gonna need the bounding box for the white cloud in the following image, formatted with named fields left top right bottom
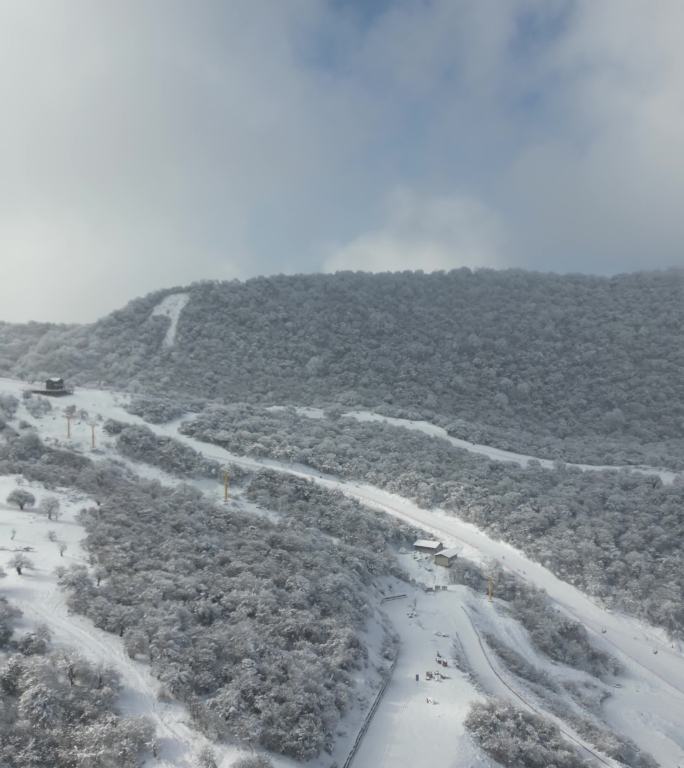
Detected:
left=1, top=0, right=684, bottom=322
left=501, top=0, right=684, bottom=272
left=324, top=188, right=506, bottom=273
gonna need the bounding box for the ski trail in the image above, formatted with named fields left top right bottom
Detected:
left=151, top=293, right=190, bottom=348
left=153, top=428, right=684, bottom=767
left=0, top=479, right=239, bottom=768
left=454, top=603, right=618, bottom=767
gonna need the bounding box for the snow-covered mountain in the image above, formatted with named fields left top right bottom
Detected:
left=1, top=269, right=683, bottom=768
left=1, top=378, right=683, bottom=768
left=2, top=270, right=683, bottom=469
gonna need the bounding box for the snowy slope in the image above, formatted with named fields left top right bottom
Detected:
left=151, top=293, right=190, bottom=348
left=350, top=586, right=495, bottom=768
left=347, top=410, right=679, bottom=484
left=0, top=381, right=399, bottom=768
left=0, top=475, right=244, bottom=768
left=264, top=405, right=679, bottom=483
left=2, top=378, right=684, bottom=767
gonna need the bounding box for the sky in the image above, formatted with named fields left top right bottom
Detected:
left=1, top=0, right=683, bottom=323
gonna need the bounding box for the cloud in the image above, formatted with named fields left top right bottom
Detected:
left=500, top=0, right=684, bottom=272
left=0, top=0, right=683, bottom=322
left=324, top=188, right=506, bottom=273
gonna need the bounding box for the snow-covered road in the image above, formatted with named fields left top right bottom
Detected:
left=156, top=429, right=684, bottom=767
left=2, top=378, right=683, bottom=766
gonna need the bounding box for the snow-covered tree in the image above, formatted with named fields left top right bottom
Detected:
left=6, top=488, right=36, bottom=510
left=39, top=496, right=61, bottom=520
left=8, top=553, right=34, bottom=575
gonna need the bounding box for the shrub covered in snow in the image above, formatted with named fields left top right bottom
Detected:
left=23, top=395, right=52, bottom=418
left=0, top=393, right=19, bottom=420
left=0, top=651, right=154, bottom=767
left=2, top=271, right=682, bottom=469
left=182, top=407, right=684, bottom=638
left=114, top=423, right=250, bottom=484
left=57, top=474, right=385, bottom=759
left=465, top=700, right=589, bottom=768
left=0, top=593, right=153, bottom=768
left=116, top=424, right=222, bottom=479
left=6, top=488, right=36, bottom=510
left=0, top=434, right=398, bottom=760
left=231, top=756, right=274, bottom=768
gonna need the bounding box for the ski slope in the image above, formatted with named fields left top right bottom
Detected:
left=350, top=588, right=494, bottom=768
left=345, top=410, right=679, bottom=485
left=263, top=405, right=681, bottom=484
left=151, top=293, right=190, bottom=348
left=149, top=418, right=684, bottom=767
left=2, top=378, right=684, bottom=766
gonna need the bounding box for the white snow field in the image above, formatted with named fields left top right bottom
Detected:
left=151, top=292, right=190, bottom=348
left=349, top=586, right=496, bottom=768
left=2, top=377, right=684, bottom=767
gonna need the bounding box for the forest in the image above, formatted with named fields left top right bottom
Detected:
left=0, top=428, right=406, bottom=760
left=1, top=269, right=682, bottom=466
left=0, top=595, right=154, bottom=768
left=179, top=405, right=684, bottom=638
left=0, top=411, right=667, bottom=765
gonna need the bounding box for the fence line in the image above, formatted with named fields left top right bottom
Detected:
left=380, top=593, right=407, bottom=603
left=341, top=651, right=399, bottom=768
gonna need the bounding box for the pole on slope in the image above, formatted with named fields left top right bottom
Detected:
left=488, top=576, right=494, bottom=602
left=65, top=414, right=74, bottom=439
left=90, top=423, right=96, bottom=449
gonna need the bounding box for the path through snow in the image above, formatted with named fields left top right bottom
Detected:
left=151, top=293, right=190, bottom=348
left=153, top=430, right=684, bottom=767
left=2, top=378, right=683, bottom=766
left=0, top=477, right=243, bottom=768
left=347, top=410, right=679, bottom=484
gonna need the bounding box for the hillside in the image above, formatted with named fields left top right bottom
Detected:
left=2, top=270, right=683, bottom=465
left=1, top=378, right=681, bottom=767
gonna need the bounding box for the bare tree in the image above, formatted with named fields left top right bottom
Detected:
left=39, top=496, right=61, bottom=521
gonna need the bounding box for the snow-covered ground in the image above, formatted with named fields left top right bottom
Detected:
left=2, top=377, right=684, bottom=767
left=0, top=381, right=399, bottom=768
left=147, top=417, right=684, bottom=766
left=0, top=475, right=246, bottom=768
left=151, top=293, right=190, bottom=348
left=262, top=404, right=682, bottom=484
left=347, top=410, right=679, bottom=485
left=350, top=585, right=495, bottom=768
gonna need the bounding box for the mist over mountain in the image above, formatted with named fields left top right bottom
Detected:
left=3, top=269, right=682, bottom=462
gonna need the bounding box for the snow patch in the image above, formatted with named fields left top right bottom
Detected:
left=151, top=293, right=190, bottom=348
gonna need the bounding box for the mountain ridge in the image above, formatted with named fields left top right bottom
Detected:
left=1, top=269, right=682, bottom=460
